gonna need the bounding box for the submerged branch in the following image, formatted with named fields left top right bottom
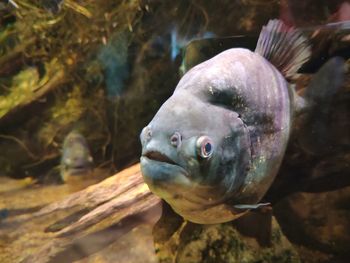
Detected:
left=5, top=163, right=161, bottom=262
left=34, top=163, right=145, bottom=216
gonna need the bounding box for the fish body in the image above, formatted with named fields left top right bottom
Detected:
left=97, top=31, right=129, bottom=98
left=140, top=20, right=345, bottom=224
left=60, top=131, right=93, bottom=183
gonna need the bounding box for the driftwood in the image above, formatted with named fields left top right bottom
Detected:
left=35, top=164, right=146, bottom=216
left=0, top=164, right=162, bottom=263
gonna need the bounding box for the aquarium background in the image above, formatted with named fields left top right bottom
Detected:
left=0, top=0, right=349, bottom=262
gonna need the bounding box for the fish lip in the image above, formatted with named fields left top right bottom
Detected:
left=142, top=150, right=177, bottom=165
left=140, top=155, right=189, bottom=178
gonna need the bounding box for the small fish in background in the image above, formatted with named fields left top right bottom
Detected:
left=140, top=19, right=345, bottom=224
left=60, top=131, right=94, bottom=183
left=170, top=27, right=215, bottom=62
left=180, top=35, right=258, bottom=75
left=97, top=31, right=130, bottom=98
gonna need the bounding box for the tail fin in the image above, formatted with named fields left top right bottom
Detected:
left=296, top=57, right=346, bottom=155
left=255, top=19, right=311, bottom=78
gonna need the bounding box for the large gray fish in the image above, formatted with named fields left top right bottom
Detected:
left=60, top=131, right=94, bottom=183
left=140, top=20, right=345, bottom=224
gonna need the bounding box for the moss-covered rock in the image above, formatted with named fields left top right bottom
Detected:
left=154, top=211, right=301, bottom=263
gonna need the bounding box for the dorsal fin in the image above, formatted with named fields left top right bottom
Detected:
left=255, top=19, right=311, bottom=78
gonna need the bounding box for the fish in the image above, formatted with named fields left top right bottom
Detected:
left=60, top=131, right=94, bottom=183
left=97, top=31, right=130, bottom=98
left=139, top=19, right=345, bottom=224
left=179, top=35, right=258, bottom=76
left=170, top=27, right=215, bottom=62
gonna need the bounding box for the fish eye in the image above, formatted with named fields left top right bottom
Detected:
left=196, top=136, right=214, bottom=159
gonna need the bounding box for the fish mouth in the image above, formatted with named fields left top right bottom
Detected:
left=143, top=151, right=177, bottom=165
left=140, top=154, right=222, bottom=214
left=140, top=150, right=190, bottom=185
left=140, top=152, right=224, bottom=213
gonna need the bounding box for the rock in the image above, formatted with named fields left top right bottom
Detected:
left=154, top=207, right=301, bottom=263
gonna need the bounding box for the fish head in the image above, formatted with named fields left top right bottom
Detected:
left=140, top=91, right=251, bottom=222
left=61, top=131, right=94, bottom=181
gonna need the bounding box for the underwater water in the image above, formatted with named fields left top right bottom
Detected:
left=0, top=0, right=350, bottom=262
